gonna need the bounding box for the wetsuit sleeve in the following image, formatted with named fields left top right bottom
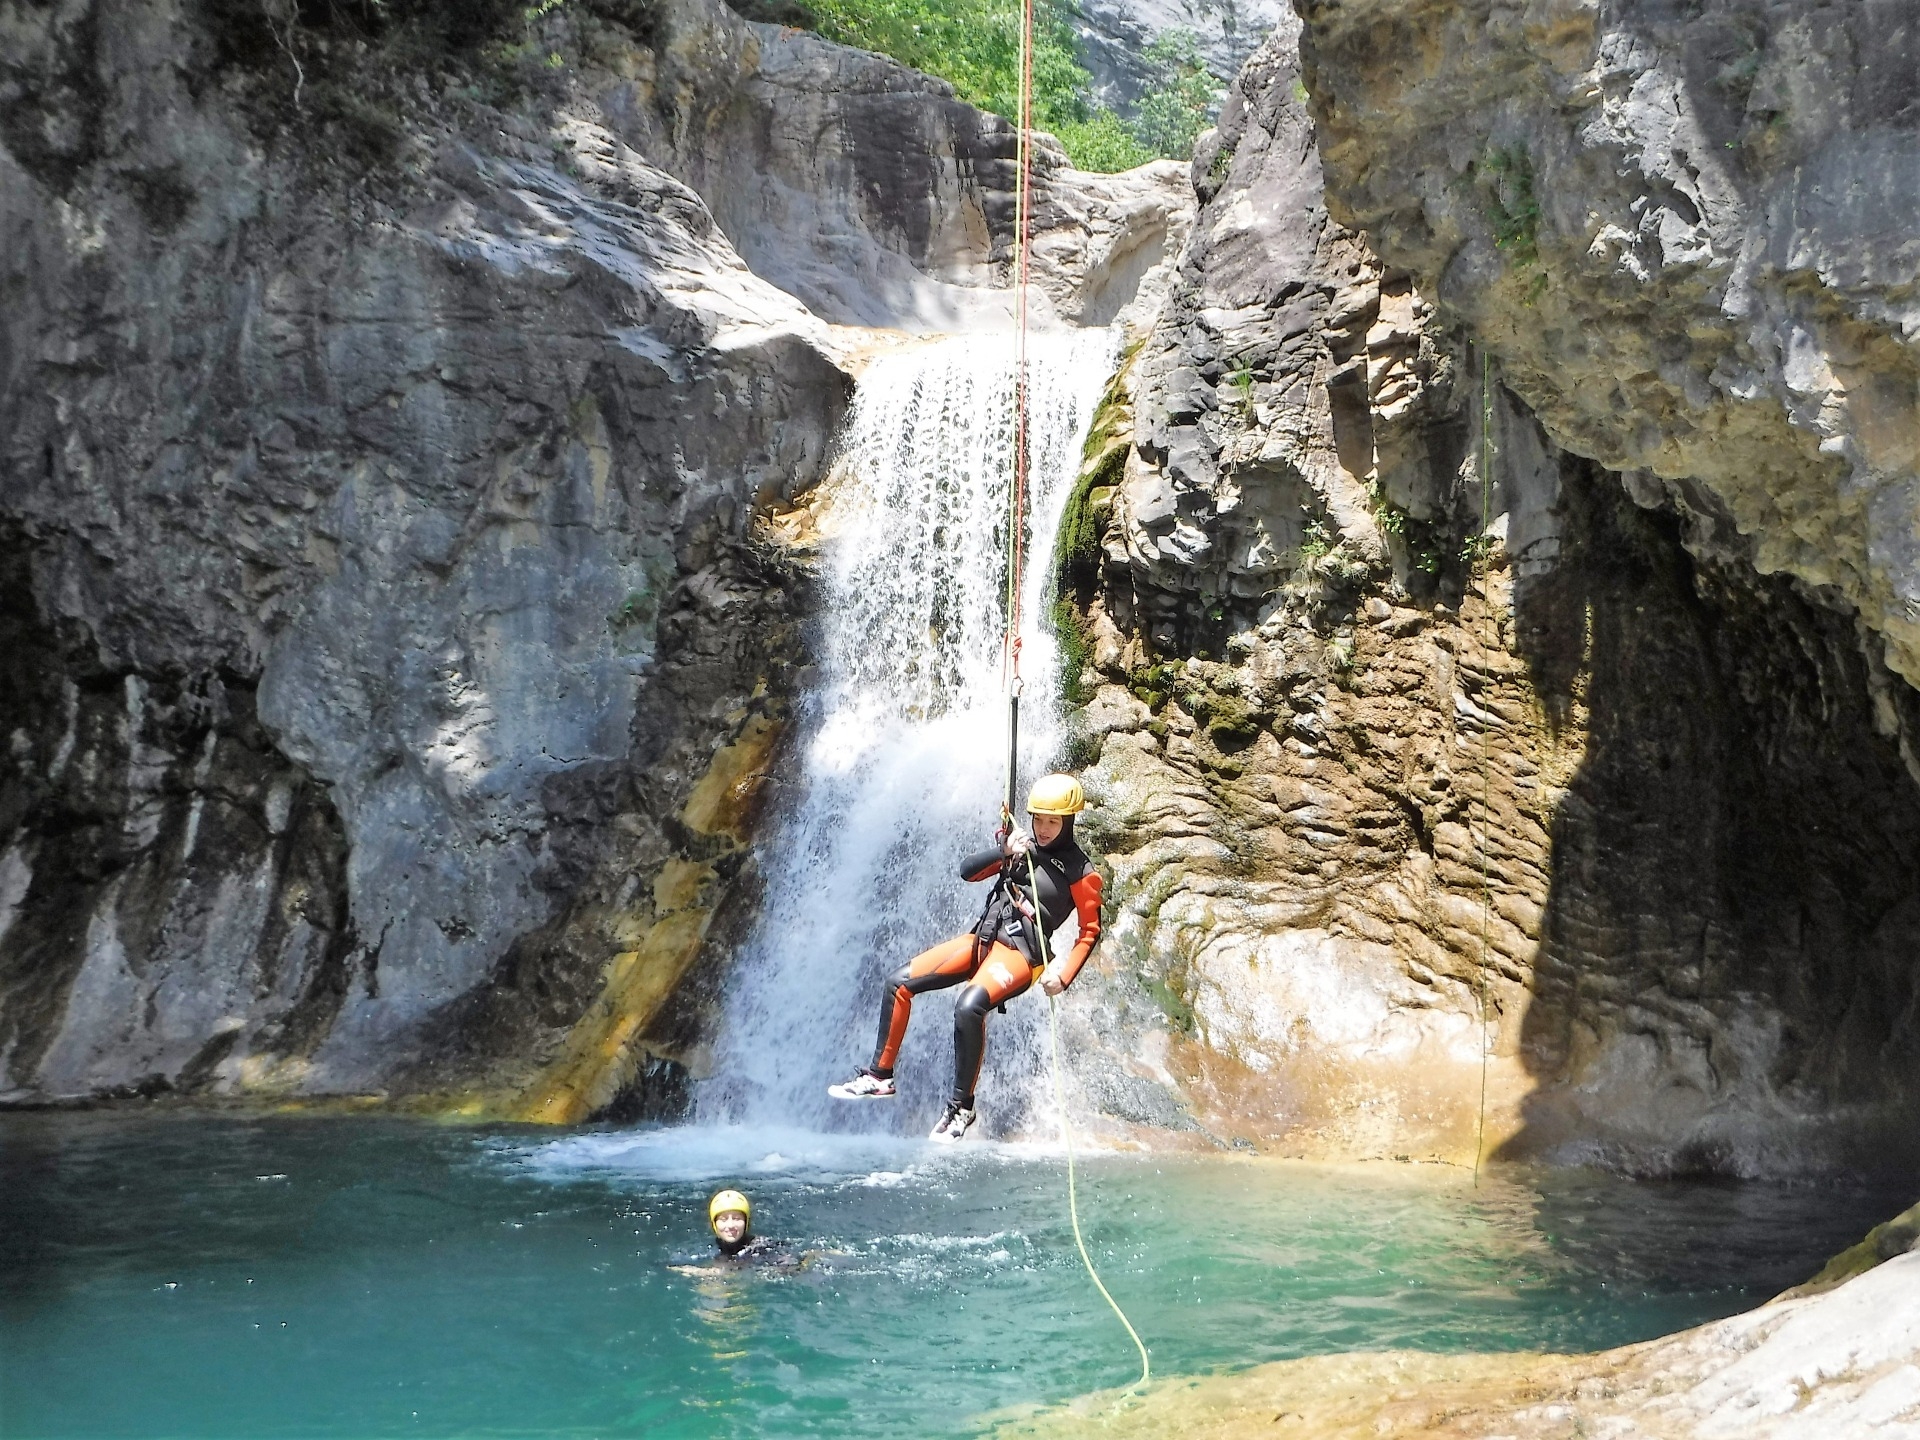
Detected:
left=959, top=847, right=1006, bottom=883
left=1051, top=870, right=1104, bottom=988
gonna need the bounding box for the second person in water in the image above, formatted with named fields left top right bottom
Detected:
left=828, top=772, right=1104, bottom=1142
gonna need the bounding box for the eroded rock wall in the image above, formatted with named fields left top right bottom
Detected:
left=1058, top=18, right=1920, bottom=1175
left=1296, top=0, right=1920, bottom=681
left=533, top=0, right=1191, bottom=330
left=0, top=0, right=850, bottom=1109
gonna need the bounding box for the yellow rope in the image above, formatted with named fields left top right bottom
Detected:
left=1023, top=852, right=1151, bottom=1391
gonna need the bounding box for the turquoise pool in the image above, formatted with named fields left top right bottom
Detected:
left=2, top=1113, right=1906, bottom=1437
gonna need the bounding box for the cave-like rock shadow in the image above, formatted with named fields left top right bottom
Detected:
left=1494, top=456, right=1920, bottom=1180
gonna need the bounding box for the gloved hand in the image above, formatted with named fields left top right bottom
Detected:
left=1039, top=966, right=1066, bottom=997
left=1004, top=827, right=1034, bottom=857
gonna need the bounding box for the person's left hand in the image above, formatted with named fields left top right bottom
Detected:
left=1039, top=967, right=1065, bottom=996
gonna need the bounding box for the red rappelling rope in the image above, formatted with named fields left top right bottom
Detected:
left=1001, top=0, right=1038, bottom=818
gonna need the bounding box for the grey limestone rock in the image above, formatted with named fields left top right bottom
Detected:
left=1060, top=15, right=1920, bottom=1177
left=1073, top=0, right=1292, bottom=112
left=0, top=0, right=848, bottom=1104
left=1296, top=0, right=1920, bottom=683
left=582, top=0, right=1192, bottom=330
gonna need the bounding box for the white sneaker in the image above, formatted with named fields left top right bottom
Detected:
left=928, top=1102, right=978, bottom=1143
left=827, top=1069, right=896, bottom=1100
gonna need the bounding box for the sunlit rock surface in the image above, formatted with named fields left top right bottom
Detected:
left=598, top=0, right=1192, bottom=330
left=1059, top=20, right=1920, bottom=1175
left=1073, top=0, right=1290, bottom=113
left=1296, top=0, right=1920, bottom=684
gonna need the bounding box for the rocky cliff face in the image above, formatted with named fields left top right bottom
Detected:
left=1073, top=0, right=1289, bottom=111
left=602, top=0, right=1191, bottom=331
left=1296, top=0, right=1920, bottom=684
left=1058, top=13, right=1920, bottom=1176
left=0, top=0, right=1184, bottom=1115
left=0, top=0, right=848, bottom=1112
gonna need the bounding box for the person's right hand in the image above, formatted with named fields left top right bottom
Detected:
left=1004, top=827, right=1034, bottom=857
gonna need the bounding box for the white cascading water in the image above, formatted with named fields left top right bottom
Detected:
left=698, top=330, right=1116, bottom=1135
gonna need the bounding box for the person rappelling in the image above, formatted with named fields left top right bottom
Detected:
left=827, top=772, right=1104, bottom=1142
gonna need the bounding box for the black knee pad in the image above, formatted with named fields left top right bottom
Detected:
left=954, top=986, right=993, bottom=1022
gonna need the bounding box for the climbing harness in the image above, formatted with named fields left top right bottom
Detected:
left=1472, top=352, right=1496, bottom=1186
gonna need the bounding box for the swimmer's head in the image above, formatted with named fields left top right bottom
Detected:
left=708, top=1189, right=752, bottom=1254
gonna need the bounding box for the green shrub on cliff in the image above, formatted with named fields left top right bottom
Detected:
left=1128, top=31, right=1219, bottom=161
left=798, top=0, right=1119, bottom=168
left=784, top=0, right=1214, bottom=172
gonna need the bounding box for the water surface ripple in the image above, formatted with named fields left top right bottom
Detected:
left=3, top=1114, right=1906, bottom=1437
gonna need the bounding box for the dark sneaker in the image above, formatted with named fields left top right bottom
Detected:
left=928, top=1101, right=978, bottom=1143
left=827, top=1069, right=896, bottom=1100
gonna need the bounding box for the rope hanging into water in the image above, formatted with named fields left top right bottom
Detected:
left=1472, top=352, right=1496, bottom=1186
left=996, top=5, right=1149, bottom=1392
left=1026, top=852, right=1153, bottom=1393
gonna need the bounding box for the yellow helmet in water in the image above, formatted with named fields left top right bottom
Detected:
left=708, top=1189, right=751, bottom=1231
left=1027, top=773, right=1085, bottom=816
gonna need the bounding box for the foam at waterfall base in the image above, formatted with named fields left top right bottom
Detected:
left=510, top=1122, right=1092, bottom=1189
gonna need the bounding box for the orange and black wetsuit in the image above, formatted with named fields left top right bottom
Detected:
left=867, top=818, right=1104, bottom=1108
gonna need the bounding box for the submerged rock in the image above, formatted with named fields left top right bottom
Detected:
left=1004, top=1251, right=1920, bottom=1437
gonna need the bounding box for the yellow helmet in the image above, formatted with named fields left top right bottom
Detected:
left=708, top=1189, right=751, bottom=1231
left=1026, top=773, right=1085, bottom=816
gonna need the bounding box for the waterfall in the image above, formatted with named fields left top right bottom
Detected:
left=698, top=330, right=1116, bottom=1135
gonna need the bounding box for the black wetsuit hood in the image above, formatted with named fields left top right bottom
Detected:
left=1035, top=815, right=1075, bottom=850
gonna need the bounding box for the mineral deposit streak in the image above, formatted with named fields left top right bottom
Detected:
left=700, top=331, right=1115, bottom=1133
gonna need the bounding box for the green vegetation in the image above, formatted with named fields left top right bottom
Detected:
left=1183, top=685, right=1261, bottom=748
left=1143, top=965, right=1197, bottom=1033
left=1052, top=445, right=1119, bottom=602
left=794, top=0, right=1221, bottom=171
left=1129, top=31, right=1219, bottom=161
left=1478, top=146, right=1542, bottom=265
left=1051, top=598, right=1095, bottom=705
left=1366, top=479, right=1445, bottom=577
left=608, top=587, right=655, bottom=631
left=1128, top=660, right=1173, bottom=712
left=1365, top=478, right=1406, bottom=536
